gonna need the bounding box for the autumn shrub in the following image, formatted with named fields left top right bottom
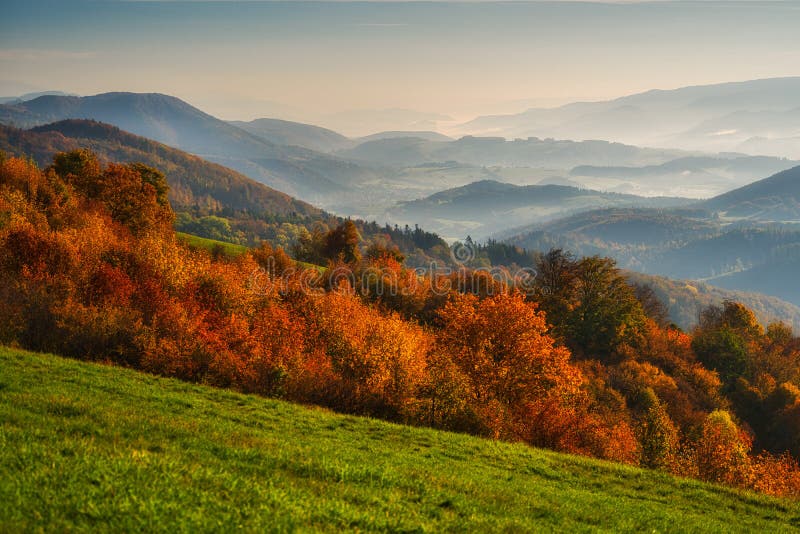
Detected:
left=750, top=453, right=800, bottom=498
left=518, top=398, right=641, bottom=464
left=301, top=286, right=430, bottom=419
left=693, top=410, right=753, bottom=487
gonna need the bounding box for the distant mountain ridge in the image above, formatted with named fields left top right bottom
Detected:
left=336, top=135, right=692, bottom=169
left=0, top=92, right=383, bottom=202
left=0, top=91, right=77, bottom=105
left=355, top=131, right=453, bottom=144
left=456, top=77, right=800, bottom=159
left=228, top=120, right=455, bottom=154
left=229, top=118, right=352, bottom=153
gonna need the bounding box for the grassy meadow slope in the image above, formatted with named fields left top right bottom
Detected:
left=1, top=347, right=798, bottom=532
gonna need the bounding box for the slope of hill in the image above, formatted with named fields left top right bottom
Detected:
left=2, top=347, right=797, bottom=531
left=504, top=208, right=717, bottom=246
left=0, top=120, right=322, bottom=218
left=0, top=93, right=383, bottom=201
left=456, top=77, right=800, bottom=158
left=709, top=256, right=800, bottom=308
left=626, top=271, right=800, bottom=332
left=704, top=165, right=800, bottom=221
left=230, top=117, right=352, bottom=153
left=391, top=180, right=690, bottom=240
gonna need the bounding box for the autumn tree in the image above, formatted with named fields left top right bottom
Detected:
left=532, top=248, right=578, bottom=339
left=436, top=292, right=584, bottom=438
left=324, top=220, right=361, bottom=264
left=694, top=410, right=753, bottom=487
left=304, top=288, right=430, bottom=419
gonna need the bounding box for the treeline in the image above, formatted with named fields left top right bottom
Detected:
left=1, top=150, right=800, bottom=497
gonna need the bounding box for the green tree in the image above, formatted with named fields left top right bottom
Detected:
left=532, top=249, right=578, bottom=339
left=692, top=301, right=761, bottom=386
left=568, top=256, right=647, bottom=361
left=632, top=388, right=679, bottom=469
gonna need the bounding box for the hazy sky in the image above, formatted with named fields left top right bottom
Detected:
left=2, top=1, right=799, bottom=132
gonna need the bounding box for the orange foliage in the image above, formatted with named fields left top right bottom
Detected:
left=3, top=151, right=800, bottom=498
left=303, top=287, right=431, bottom=419
left=436, top=292, right=584, bottom=439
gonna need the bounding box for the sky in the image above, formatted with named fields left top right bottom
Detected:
left=1, top=1, right=799, bottom=134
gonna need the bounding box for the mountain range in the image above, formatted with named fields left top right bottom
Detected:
left=335, top=134, right=795, bottom=200
left=0, top=92, right=382, bottom=204
left=3, top=89, right=796, bottom=219
left=456, top=77, right=800, bottom=159
left=3, top=84, right=800, bottom=306
left=502, top=164, right=800, bottom=305
left=3, top=106, right=800, bottom=326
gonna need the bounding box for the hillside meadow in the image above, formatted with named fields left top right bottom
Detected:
left=2, top=347, right=799, bottom=532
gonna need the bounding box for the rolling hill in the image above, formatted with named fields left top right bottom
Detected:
left=391, top=180, right=690, bottom=240
left=0, top=92, right=383, bottom=202
left=2, top=346, right=797, bottom=531
left=704, top=165, right=800, bottom=221
left=0, top=120, right=322, bottom=218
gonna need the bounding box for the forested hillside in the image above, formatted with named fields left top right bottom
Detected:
left=0, top=120, right=321, bottom=217
left=2, top=151, right=800, bottom=499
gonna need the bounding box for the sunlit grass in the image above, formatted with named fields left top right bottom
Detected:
left=176, top=231, right=249, bottom=257
left=1, top=347, right=798, bottom=532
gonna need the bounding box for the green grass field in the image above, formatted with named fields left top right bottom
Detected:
left=1, top=347, right=798, bottom=532
left=176, top=232, right=249, bottom=257
left=175, top=232, right=325, bottom=273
